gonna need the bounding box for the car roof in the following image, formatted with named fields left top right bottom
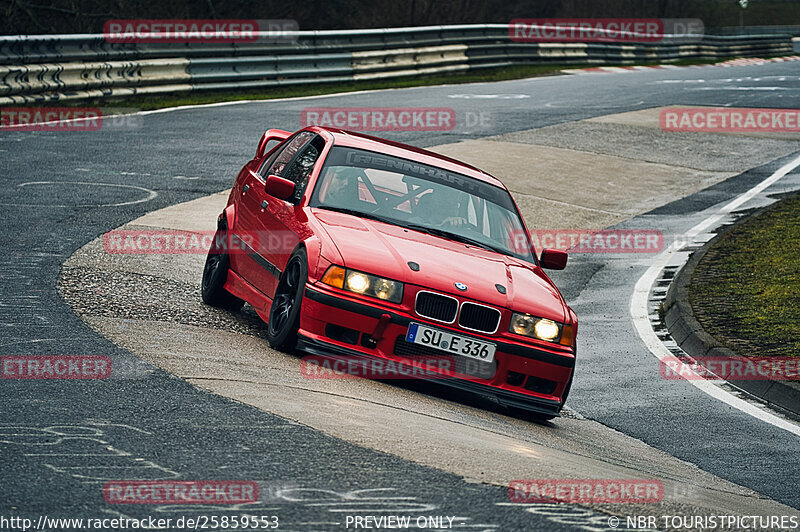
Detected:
left=305, top=126, right=506, bottom=189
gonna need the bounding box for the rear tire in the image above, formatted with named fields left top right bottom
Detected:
left=201, top=227, right=245, bottom=311
left=267, top=248, right=307, bottom=352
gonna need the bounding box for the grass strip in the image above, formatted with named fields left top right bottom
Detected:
left=689, top=192, right=800, bottom=357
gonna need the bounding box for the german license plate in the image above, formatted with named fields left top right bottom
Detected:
left=405, top=323, right=496, bottom=363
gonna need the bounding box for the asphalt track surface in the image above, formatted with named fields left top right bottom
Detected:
left=2, top=62, right=800, bottom=531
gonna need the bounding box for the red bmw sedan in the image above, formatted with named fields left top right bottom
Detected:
left=202, top=126, right=577, bottom=420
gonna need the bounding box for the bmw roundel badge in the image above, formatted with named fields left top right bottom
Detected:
left=454, top=282, right=467, bottom=291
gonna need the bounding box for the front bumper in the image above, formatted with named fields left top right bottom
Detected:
left=298, top=284, right=574, bottom=417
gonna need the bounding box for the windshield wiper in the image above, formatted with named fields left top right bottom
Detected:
left=402, top=223, right=509, bottom=256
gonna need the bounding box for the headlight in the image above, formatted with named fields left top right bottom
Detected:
left=346, top=272, right=370, bottom=293
left=510, top=312, right=562, bottom=342
left=373, top=278, right=399, bottom=301
left=321, top=265, right=403, bottom=303
left=534, top=319, right=560, bottom=341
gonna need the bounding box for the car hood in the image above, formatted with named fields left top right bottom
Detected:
left=312, top=210, right=566, bottom=322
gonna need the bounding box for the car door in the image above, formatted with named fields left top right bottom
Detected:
left=233, top=131, right=320, bottom=301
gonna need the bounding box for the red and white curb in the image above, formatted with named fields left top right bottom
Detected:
left=716, top=55, right=800, bottom=67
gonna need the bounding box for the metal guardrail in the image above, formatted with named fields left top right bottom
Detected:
left=0, top=25, right=795, bottom=104
left=709, top=25, right=800, bottom=37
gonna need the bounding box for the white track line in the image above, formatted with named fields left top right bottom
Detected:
left=630, top=153, right=800, bottom=437
left=0, top=87, right=397, bottom=130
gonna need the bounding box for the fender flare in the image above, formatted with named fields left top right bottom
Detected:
left=300, top=235, right=323, bottom=279
left=567, top=306, right=578, bottom=337
left=221, top=204, right=237, bottom=232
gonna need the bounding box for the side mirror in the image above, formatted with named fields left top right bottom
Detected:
left=540, top=248, right=568, bottom=270
left=265, top=174, right=295, bottom=200
left=256, top=128, right=290, bottom=159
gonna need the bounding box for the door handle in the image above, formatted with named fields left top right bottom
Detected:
left=242, top=184, right=250, bottom=195
left=261, top=200, right=269, bottom=210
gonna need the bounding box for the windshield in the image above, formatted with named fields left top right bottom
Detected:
left=310, top=146, right=534, bottom=262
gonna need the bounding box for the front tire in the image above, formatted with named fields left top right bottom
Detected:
left=267, top=248, right=307, bottom=351
left=201, top=228, right=245, bottom=311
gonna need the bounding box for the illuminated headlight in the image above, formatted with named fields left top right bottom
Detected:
left=510, top=312, right=562, bottom=342
left=346, top=272, right=370, bottom=293
left=321, top=265, right=403, bottom=303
